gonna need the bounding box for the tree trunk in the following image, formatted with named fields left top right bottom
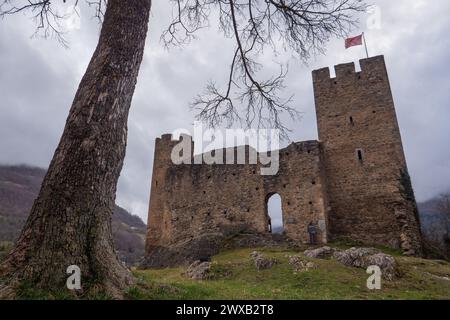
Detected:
left=0, top=0, right=152, bottom=298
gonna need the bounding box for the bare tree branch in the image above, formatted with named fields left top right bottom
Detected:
left=0, top=0, right=106, bottom=46
left=164, top=0, right=368, bottom=140
left=1, top=0, right=368, bottom=140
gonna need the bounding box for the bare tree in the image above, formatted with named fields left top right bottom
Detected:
left=163, top=0, right=367, bottom=139
left=0, top=0, right=152, bottom=298
left=0, top=0, right=366, bottom=298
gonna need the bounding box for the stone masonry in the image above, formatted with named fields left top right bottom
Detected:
left=142, top=56, right=423, bottom=268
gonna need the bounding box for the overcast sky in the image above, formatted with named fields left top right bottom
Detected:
left=0, top=0, right=449, bottom=223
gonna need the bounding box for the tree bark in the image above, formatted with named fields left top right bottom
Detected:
left=0, top=0, right=152, bottom=298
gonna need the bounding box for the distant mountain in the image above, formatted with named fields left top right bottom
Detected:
left=418, top=197, right=449, bottom=248
left=0, top=165, right=146, bottom=266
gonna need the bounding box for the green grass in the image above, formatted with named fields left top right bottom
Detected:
left=0, top=244, right=112, bottom=300
left=13, top=281, right=76, bottom=300
left=128, top=247, right=450, bottom=300
left=7, top=280, right=114, bottom=300
left=2, top=243, right=449, bottom=300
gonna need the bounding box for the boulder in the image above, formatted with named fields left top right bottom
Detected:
left=186, top=260, right=212, bottom=280
left=333, top=247, right=398, bottom=280
left=304, top=246, right=336, bottom=259
left=288, top=255, right=317, bottom=272
left=250, top=251, right=279, bottom=270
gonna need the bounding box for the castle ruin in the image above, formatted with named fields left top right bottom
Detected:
left=143, top=56, right=423, bottom=268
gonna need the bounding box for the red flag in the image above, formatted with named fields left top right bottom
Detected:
left=345, top=34, right=363, bottom=49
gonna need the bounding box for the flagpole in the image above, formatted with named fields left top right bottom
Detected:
left=362, top=32, right=369, bottom=58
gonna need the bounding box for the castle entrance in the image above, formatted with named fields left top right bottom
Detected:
left=266, top=193, right=284, bottom=234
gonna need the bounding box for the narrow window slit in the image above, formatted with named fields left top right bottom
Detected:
left=356, top=149, right=364, bottom=162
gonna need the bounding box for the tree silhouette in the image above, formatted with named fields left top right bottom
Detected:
left=0, top=0, right=366, bottom=298
left=164, top=0, right=367, bottom=139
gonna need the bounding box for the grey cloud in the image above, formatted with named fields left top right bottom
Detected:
left=0, top=1, right=449, bottom=222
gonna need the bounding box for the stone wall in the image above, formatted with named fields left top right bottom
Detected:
left=144, top=136, right=329, bottom=267
left=313, top=55, right=423, bottom=255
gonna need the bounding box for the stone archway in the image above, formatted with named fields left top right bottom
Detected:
left=266, top=193, right=284, bottom=234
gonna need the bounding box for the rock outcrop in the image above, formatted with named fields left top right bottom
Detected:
left=333, top=248, right=398, bottom=280
left=186, top=260, right=212, bottom=280
left=304, top=246, right=336, bottom=259
left=288, top=255, right=317, bottom=273
left=303, top=246, right=399, bottom=280
left=250, top=251, right=279, bottom=270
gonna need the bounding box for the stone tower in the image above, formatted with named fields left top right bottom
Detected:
left=145, top=134, right=180, bottom=256
left=313, top=55, right=423, bottom=255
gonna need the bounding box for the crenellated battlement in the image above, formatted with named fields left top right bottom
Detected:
left=334, top=62, right=358, bottom=78
left=312, top=55, right=387, bottom=83
left=156, top=132, right=321, bottom=164
left=158, top=133, right=193, bottom=142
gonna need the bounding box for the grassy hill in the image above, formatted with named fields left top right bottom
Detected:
left=0, top=165, right=147, bottom=266
left=1, top=243, right=449, bottom=300
left=128, top=246, right=450, bottom=300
